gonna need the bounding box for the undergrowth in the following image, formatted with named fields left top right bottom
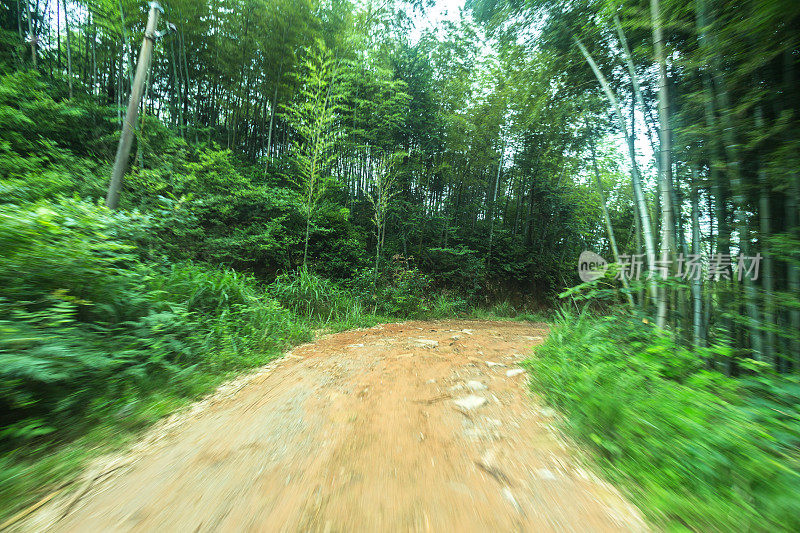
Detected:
left=524, top=309, right=800, bottom=531
left=270, top=267, right=549, bottom=328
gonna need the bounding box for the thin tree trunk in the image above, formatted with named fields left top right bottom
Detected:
left=303, top=216, right=311, bottom=269
left=134, top=57, right=152, bottom=168
left=28, top=0, right=37, bottom=68
left=56, top=0, right=60, bottom=69
left=651, top=0, right=675, bottom=328
left=266, top=67, right=281, bottom=163
left=180, top=31, right=195, bottom=144
left=614, top=14, right=657, bottom=155
left=63, top=0, right=72, bottom=98
left=787, top=169, right=800, bottom=369
left=169, top=40, right=181, bottom=132
left=17, top=0, right=23, bottom=41
left=690, top=167, right=705, bottom=346
left=116, top=51, right=122, bottom=121
left=487, top=140, right=504, bottom=270
left=634, top=199, right=645, bottom=307
left=91, top=16, right=97, bottom=96
left=756, top=108, right=775, bottom=366
left=106, top=3, right=161, bottom=209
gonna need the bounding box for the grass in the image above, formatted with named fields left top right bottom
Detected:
left=459, top=303, right=552, bottom=323
left=0, top=389, right=194, bottom=509
left=524, top=308, right=800, bottom=531
left=0, top=350, right=293, bottom=525
left=0, top=374, right=214, bottom=523
left=0, top=259, right=312, bottom=524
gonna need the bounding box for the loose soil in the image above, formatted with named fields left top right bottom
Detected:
left=20, top=320, right=647, bottom=532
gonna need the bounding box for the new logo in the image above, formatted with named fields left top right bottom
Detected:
left=578, top=251, right=608, bottom=282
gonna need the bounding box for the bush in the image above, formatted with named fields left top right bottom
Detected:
left=426, top=293, right=469, bottom=318
left=150, top=263, right=309, bottom=369
left=0, top=71, right=113, bottom=203
left=345, top=261, right=432, bottom=318
left=525, top=310, right=800, bottom=531
left=373, top=266, right=431, bottom=317
left=0, top=200, right=309, bottom=449
left=424, top=247, right=484, bottom=300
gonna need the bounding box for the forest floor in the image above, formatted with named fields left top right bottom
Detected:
left=18, top=320, right=647, bottom=532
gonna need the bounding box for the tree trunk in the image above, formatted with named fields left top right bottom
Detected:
left=303, top=215, right=311, bottom=269
left=487, top=140, right=504, bottom=270
left=756, top=108, right=775, bottom=366
left=27, top=0, right=37, bottom=69
left=17, top=0, right=23, bottom=42
left=614, top=14, right=657, bottom=154
left=690, top=167, right=705, bottom=347
left=651, top=0, right=675, bottom=328
left=91, top=15, right=97, bottom=96
left=64, top=0, right=72, bottom=97
left=106, top=3, right=161, bottom=209
left=266, top=68, right=281, bottom=163
left=56, top=0, right=60, bottom=69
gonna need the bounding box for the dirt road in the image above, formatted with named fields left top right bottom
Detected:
left=23, top=321, right=646, bottom=532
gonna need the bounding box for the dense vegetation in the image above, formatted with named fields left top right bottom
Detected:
left=468, top=0, right=800, bottom=369
left=527, top=311, right=800, bottom=529
left=1, top=0, right=799, bottom=528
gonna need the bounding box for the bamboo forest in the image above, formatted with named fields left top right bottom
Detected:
left=1, top=0, right=799, bottom=530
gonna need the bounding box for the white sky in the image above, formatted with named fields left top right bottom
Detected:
left=408, top=0, right=467, bottom=42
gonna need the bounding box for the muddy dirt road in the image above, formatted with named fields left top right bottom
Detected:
left=24, top=321, right=646, bottom=532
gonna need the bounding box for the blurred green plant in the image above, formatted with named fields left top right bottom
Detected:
left=525, top=309, right=800, bottom=531
left=0, top=199, right=309, bottom=450
left=271, top=268, right=371, bottom=328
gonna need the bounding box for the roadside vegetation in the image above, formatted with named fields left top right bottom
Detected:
left=526, top=307, right=800, bottom=531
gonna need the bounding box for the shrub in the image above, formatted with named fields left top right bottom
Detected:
left=345, top=262, right=432, bottom=318
left=425, top=247, right=484, bottom=299
left=0, top=200, right=308, bottom=449
left=426, top=293, right=469, bottom=318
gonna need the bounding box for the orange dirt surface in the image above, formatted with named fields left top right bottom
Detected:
left=21, top=320, right=647, bottom=532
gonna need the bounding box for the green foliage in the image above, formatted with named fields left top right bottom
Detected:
left=271, top=264, right=435, bottom=325
left=355, top=263, right=433, bottom=318
left=426, top=293, right=470, bottom=318
left=127, top=143, right=307, bottom=272
left=285, top=39, right=344, bottom=267
left=0, top=71, right=111, bottom=202
left=5, top=0, right=799, bottom=527
left=271, top=268, right=369, bottom=327
left=0, top=199, right=309, bottom=451
left=426, top=247, right=485, bottom=299
left=526, top=310, right=800, bottom=531
left=0, top=198, right=147, bottom=324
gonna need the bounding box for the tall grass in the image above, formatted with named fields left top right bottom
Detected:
left=525, top=309, right=800, bottom=531
left=271, top=269, right=378, bottom=330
